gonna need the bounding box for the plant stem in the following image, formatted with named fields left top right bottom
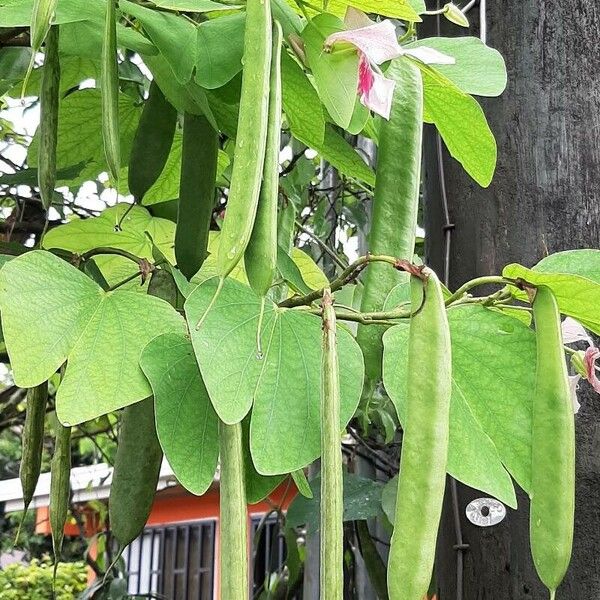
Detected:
left=79, top=247, right=142, bottom=264
left=279, top=254, right=400, bottom=309
left=219, top=420, right=248, bottom=600
left=320, top=289, right=343, bottom=600
left=444, top=276, right=518, bottom=306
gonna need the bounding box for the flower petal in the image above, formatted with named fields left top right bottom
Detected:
left=561, top=317, right=592, bottom=345
left=359, top=67, right=395, bottom=120
left=325, top=20, right=401, bottom=65
left=402, top=46, right=456, bottom=65
left=584, top=346, right=600, bottom=393
left=343, top=6, right=373, bottom=30
left=568, top=375, right=581, bottom=414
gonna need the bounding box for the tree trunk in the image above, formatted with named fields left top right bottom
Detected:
left=423, top=1, right=600, bottom=598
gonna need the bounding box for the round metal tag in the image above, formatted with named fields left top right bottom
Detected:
left=465, top=497, right=506, bottom=527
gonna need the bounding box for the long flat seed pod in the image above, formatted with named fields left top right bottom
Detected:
left=19, top=382, right=48, bottom=518
left=530, top=286, right=575, bottom=599
left=216, top=0, right=272, bottom=278
left=388, top=268, right=451, bottom=600
left=109, top=397, right=163, bottom=550
left=49, top=416, right=71, bottom=566
left=37, top=25, right=60, bottom=211
left=320, top=288, right=343, bottom=599
left=175, top=113, right=219, bottom=279
left=219, top=421, right=248, bottom=600
left=22, top=0, right=58, bottom=95
left=128, top=80, right=177, bottom=203
left=244, top=20, right=283, bottom=297
left=356, top=59, right=423, bottom=391
left=101, top=0, right=121, bottom=184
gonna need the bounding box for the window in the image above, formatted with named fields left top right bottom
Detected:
left=124, top=520, right=216, bottom=599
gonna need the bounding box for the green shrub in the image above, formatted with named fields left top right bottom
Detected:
left=0, top=557, right=87, bottom=599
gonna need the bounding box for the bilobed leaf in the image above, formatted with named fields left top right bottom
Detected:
left=281, top=52, right=326, bottom=145
left=184, top=277, right=364, bottom=474
left=418, top=63, right=496, bottom=187
left=140, top=332, right=219, bottom=495
left=384, top=304, right=536, bottom=506
left=27, top=88, right=141, bottom=185
left=406, top=37, right=507, bottom=97
left=120, top=0, right=197, bottom=83
left=503, top=262, right=600, bottom=335
left=42, top=205, right=175, bottom=288
left=0, top=251, right=185, bottom=425
left=302, top=14, right=359, bottom=130
left=195, top=13, right=245, bottom=89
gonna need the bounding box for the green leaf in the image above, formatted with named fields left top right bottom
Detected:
left=291, top=248, right=329, bottom=291
left=418, top=63, right=497, bottom=187
left=27, top=89, right=141, bottom=186
left=326, top=0, right=421, bottom=20
left=184, top=277, right=364, bottom=474
left=281, top=52, right=326, bottom=146
left=533, top=249, right=600, bottom=283
left=195, top=13, right=245, bottom=89
left=42, top=205, right=176, bottom=288
left=503, top=262, right=600, bottom=335
left=140, top=332, right=219, bottom=495
left=406, top=37, right=507, bottom=97
left=312, top=126, right=375, bottom=186
left=291, top=469, right=313, bottom=498
left=120, top=0, right=197, bottom=83
left=380, top=475, right=397, bottom=525
left=302, top=14, right=359, bottom=130
left=286, top=472, right=383, bottom=530
left=384, top=304, right=536, bottom=506
left=0, top=251, right=185, bottom=424
left=242, top=418, right=285, bottom=504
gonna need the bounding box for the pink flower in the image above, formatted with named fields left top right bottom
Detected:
left=324, top=8, right=454, bottom=120
left=561, top=317, right=600, bottom=413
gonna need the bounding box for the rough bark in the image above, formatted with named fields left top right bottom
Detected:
left=423, top=1, right=600, bottom=598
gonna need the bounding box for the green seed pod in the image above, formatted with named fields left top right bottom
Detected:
left=388, top=268, right=451, bottom=600
left=244, top=21, right=283, bottom=297
left=19, top=381, right=48, bottom=514
left=49, top=415, right=71, bottom=564
left=109, top=397, right=163, bottom=550
left=530, top=286, right=575, bottom=599
left=22, top=0, right=58, bottom=96
left=219, top=421, right=248, bottom=600
left=320, top=288, right=343, bottom=599
left=175, top=113, right=219, bottom=279
left=128, top=80, right=177, bottom=203
left=37, top=26, right=60, bottom=211
left=101, top=0, right=120, bottom=184
left=356, top=59, right=423, bottom=391
left=216, top=0, right=272, bottom=279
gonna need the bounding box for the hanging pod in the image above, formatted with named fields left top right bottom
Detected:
left=175, top=113, right=219, bottom=279
left=244, top=20, right=283, bottom=297
left=49, top=415, right=71, bottom=583
left=128, top=80, right=177, bottom=204
left=37, top=26, right=60, bottom=212
left=101, top=0, right=121, bottom=184
left=530, top=285, right=575, bottom=599
left=22, top=0, right=58, bottom=96
left=216, top=0, right=272, bottom=279
left=356, top=58, right=423, bottom=389
left=388, top=267, right=451, bottom=600
left=16, top=381, right=49, bottom=543
left=320, top=288, right=344, bottom=599
left=109, top=397, right=163, bottom=553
